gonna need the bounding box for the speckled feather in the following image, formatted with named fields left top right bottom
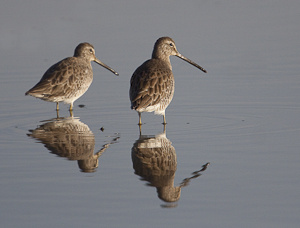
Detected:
left=130, top=59, right=174, bottom=113
left=26, top=57, right=93, bottom=103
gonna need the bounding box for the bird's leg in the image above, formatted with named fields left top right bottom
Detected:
left=139, top=124, right=142, bottom=136
left=56, top=102, right=60, bottom=119
left=162, top=114, right=167, bottom=125
left=138, top=112, right=142, bottom=125
left=69, top=103, right=73, bottom=111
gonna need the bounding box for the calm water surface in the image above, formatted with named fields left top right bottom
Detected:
left=1, top=1, right=300, bottom=228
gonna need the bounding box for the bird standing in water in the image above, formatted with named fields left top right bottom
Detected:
left=26, top=42, right=119, bottom=112
left=129, top=37, right=207, bottom=125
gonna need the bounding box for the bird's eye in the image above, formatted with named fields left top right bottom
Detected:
left=89, top=49, right=93, bottom=53
left=169, top=43, right=174, bottom=47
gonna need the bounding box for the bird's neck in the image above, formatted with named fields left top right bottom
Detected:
left=152, top=52, right=172, bottom=69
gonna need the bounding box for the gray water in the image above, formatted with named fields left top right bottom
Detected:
left=1, top=1, right=299, bottom=228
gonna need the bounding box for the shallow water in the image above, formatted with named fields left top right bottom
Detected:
left=1, top=1, right=300, bottom=228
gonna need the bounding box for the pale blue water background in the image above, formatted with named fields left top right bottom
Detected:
left=0, top=1, right=299, bottom=227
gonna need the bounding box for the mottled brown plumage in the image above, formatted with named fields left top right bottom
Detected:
left=129, top=37, right=206, bottom=125
left=26, top=42, right=119, bottom=111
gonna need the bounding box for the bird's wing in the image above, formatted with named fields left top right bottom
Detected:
left=130, top=60, right=173, bottom=110
left=26, top=57, right=88, bottom=98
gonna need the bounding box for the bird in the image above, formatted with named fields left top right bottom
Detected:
left=129, top=37, right=207, bottom=125
left=25, top=42, right=119, bottom=112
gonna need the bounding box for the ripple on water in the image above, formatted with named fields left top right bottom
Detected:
left=166, top=102, right=300, bottom=139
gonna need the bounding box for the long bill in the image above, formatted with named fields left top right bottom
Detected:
left=94, top=58, right=119, bottom=76
left=176, top=53, right=207, bottom=73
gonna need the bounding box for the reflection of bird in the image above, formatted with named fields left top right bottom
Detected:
left=132, top=130, right=210, bottom=206
left=26, top=42, right=119, bottom=112
left=130, top=37, right=207, bottom=125
left=27, top=117, right=119, bottom=172
left=132, top=132, right=180, bottom=202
